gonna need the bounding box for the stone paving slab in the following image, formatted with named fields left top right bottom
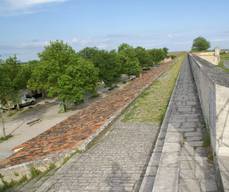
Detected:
left=152, top=57, right=218, bottom=192
left=0, top=62, right=172, bottom=169
left=27, top=121, right=160, bottom=192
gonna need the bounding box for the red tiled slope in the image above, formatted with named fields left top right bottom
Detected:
left=0, top=62, right=172, bottom=168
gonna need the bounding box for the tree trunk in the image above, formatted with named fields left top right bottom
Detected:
left=0, top=110, right=6, bottom=138
left=16, top=104, right=20, bottom=110
left=63, top=102, right=67, bottom=112
left=59, top=100, right=67, bottom=113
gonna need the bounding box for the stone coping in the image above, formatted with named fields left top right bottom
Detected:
left=191, top=55, right=229, bottom=87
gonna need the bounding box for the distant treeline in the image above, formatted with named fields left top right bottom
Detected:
left=0, top=41, right=170, bottom=111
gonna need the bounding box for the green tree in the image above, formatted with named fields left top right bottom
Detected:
left=29, top=40, right=76, bottom=97
left=58, top=56, right=99, bottom=111
left=93, top=50, right=121, bottom=87
left=118, top=43, right=133, bottom=52
left=1, top=56, right=21, bottom=106
left=163, top=47, right=169, bottom=56
left=0, top=65, right=14, bottom=107
left=118, top=43, right=141, bottom=76
left=29, top=41, right=99, bottom=111
left=0, top=67, right=11, bottom=137
left=192, top=37, right=210, bottom=51
left=148, top=49, right=166, bottom=65
left=28, top=61, right=49, bottom=96
left=78, top=47, right=99, bottom=61
left=135, top=47, right=152, bottom=68
left=14, top=61, right=37, bottom=91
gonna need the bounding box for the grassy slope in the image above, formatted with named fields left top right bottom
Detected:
left=122, top=53, right=186, bottom=124
left=219, top=53, right=229, bottom=72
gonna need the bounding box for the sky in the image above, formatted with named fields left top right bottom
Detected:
left=0, top=0, right=229, bottom=61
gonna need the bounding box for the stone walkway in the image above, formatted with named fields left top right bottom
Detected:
left=152, top=57, right=218, bottom=192
left=25, top=120, right=159, bottom=192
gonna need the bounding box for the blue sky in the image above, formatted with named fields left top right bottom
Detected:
left=0, top=0, right=229, bottom=61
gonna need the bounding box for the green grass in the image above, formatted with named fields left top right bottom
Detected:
left=0, top=163, right=57, bottom=192
left=122, top=54, right=186, bottom=124
left=219, top=53, right=229, bottom=72
left=0, top=135, right=13, bottom=143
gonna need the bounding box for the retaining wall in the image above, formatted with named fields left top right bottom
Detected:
left=189, top=54, right=229, bottom=191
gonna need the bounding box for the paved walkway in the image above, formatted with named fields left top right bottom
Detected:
left=152, top=57, right=218, bottom=191
left=27, top=120, right=159, bottom=192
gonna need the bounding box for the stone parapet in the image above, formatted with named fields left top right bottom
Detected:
left=189, top=54, right=229, bottom=191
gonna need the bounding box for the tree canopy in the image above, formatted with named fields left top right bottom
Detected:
left=0, top=41, right=169, bottom=112
left=192, top=37, right=210, bottom=51
left=28, top=41, right=99, bottom=111
left=0, top=56, right=22, bottom=107
left=148, top=49, right=167, bottom=65
left=118, top=43, right=141, bottom=76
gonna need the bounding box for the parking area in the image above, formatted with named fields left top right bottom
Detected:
left=0, top=99, right=78, bottom=160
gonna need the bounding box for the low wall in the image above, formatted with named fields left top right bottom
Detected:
left=194, top=52, right=220, bottom=65
left=189, top=54, right=229, bottom=191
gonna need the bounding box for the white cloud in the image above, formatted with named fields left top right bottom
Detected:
left=6, top=0, right=67, bottom=9
left=0, top=0, right=68, bottom=15
left=211, top=38, right=229, bottom=43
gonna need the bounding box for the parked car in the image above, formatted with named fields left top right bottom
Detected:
left=18, top=95, right=36, bottom=108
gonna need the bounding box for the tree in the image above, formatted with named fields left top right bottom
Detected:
left=118, top=43, right=133, bottom=52
left=192, top=37, right=210, bottom=51
left=28, top=61, right=49, bottom=96
left=28, top=41, right=99, bottom=111
left=163, top=47, right=169, bottom=56
left=58, top=56, right=99, bottom=111
left=79, top=47, right=121, bottom=87
left=118, top=43, right=141, bottom=76
left=29, top=40, right=77, bottom=97
left=14, top=61, right=37, bottom=91
left=1, top=56, right=21, bottom=107
left=93, top=50, right=121, bottom=87
left=135, top=47, right=152, bottom=68
left=0, top=66, right=14, bottom=107
left=118, top=54, right=141, bottom=76
left=0, top=62, right=16, bottom=137
left=78, top=47, right=99, bottom=61
left=148, top=49, right=167, bottom=65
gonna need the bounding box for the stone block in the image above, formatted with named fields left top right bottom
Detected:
left=153, top=168, right=178, bottom=192
left=162, top=143, right=181, bottom=153
left=160, top=152, right=179, bottom=168
left=179, top=179, right=201, bottom=192
left=180, top=161, right=195, bottom=170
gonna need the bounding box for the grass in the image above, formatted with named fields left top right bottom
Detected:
left=202, top=122, right=214, bottom=163
left=122, top=53, right=186, bottom=124
left=0, top=163, right=57, bottom=192
left=218, top=53, right=229, bottom=72
left=0, top=135, right=13, bottom=143
left=0, top=173, right=28, bottom=192
left=0, top=148, right=82, bottom=192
